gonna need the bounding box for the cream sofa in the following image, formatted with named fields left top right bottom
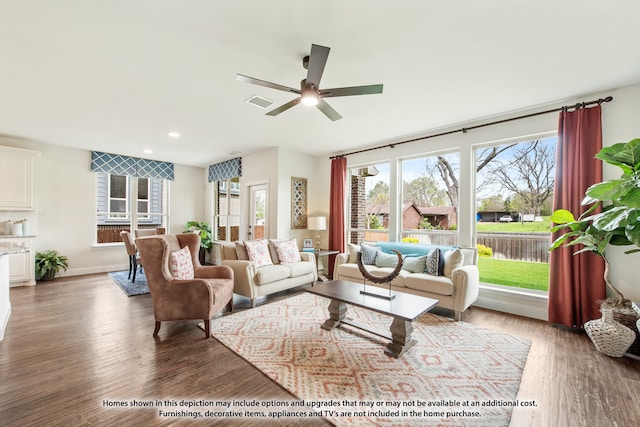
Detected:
left=333, top=242, right=479, bottom=320
left=214, top=240, right=317, bottom=307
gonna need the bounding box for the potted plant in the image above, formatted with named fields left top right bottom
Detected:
left=550, top=138, right=640, bottom=355
left=184, top=221, right=213, bottom=264
left=35, top=250, right=69, bottom=281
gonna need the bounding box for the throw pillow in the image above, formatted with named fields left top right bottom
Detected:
left=244, top=239, right=273, bottom=267
left=271, top=238, right=301, bottom=263
left=375, top=250, right=401, bottom=268
left=443, top=248, right=464, bottom=278
left=234, top=241, right=249, bottom=260
left=425, top=248, right=441, bottom=276
left=360, top=243, right=377, bottom=265
left=402, top=255, right=427, bottom=273
left=347, top=243, right=361, bottom=263
left=170, top=246, right=195, bottom=280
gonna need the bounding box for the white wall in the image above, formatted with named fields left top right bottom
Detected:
left=320, top=82, right=640, bottom=303
left=0, top=136, right=206, bottom=276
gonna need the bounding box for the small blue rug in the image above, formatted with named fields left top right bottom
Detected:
left=108, top=270, right=149, bottom=296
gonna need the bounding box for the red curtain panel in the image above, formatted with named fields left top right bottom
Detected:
left=328, top=157, right=347, bottom=277
left=548, top=105, right=606, bottom=328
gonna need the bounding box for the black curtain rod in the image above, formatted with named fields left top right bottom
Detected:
left=329, top=96, right=613, bottom=160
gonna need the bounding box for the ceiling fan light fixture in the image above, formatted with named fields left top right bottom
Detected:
left=301, top=90, right=319, bottom=106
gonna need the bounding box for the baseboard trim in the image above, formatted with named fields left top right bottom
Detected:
left=474, top=284, right=549, bottom=321
left=59, top=264, right=128, bottom=278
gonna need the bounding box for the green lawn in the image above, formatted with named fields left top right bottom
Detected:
left=477, top=257, right=549, bottom=291
left=476, top=216, right=553, bottom=233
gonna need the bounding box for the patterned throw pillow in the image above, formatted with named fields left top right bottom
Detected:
left=244, top=239, right=273, bottom=267
left=360, top=243, right=377, bottom=265
left=170, top=246, right=194, bottom=280
left=272, top=238, right=301, bottom=263
left=425, top=248, right=441, bottom=276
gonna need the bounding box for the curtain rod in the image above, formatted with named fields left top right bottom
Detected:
left=329, top=96, right=613, bottom=160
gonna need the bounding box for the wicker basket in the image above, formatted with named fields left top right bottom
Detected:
left=585, top=307, right=636, bottom=357
left=613, top=306, right=640, bottom=356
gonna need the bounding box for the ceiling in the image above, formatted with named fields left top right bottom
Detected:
left=2, top=1, right=640, bottom=168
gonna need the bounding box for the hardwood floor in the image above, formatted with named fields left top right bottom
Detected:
left=1, top=274, right=638, bottom=426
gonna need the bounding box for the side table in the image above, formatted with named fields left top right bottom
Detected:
left=312, top=249, right=339, bottom=281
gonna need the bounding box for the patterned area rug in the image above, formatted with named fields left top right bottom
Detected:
left=108, top=270, right=149, bottom=296
left=211, top=293, right=531, bottom=427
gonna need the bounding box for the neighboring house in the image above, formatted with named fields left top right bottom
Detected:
left=365, top=202, right=455, bottom=230
left=418, top=206, right=456, bottom=229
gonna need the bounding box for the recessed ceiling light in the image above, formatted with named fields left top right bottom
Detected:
left=167, top=131, right=181, bottom=138
left=143, top=149, right=153, bottom=154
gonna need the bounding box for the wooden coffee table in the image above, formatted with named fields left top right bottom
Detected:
left=306, top=280, right=439, bottom=358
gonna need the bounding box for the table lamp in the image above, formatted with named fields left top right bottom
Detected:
left=307, top=216, right=326, bottom=251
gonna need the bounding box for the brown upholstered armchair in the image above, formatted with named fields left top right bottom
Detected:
left=135, top=233, right=234, bottom=338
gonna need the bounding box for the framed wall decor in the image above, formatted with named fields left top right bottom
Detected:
left=303, top=238, right=313, bottom=249
left=291, top=176, right=308, bottom=229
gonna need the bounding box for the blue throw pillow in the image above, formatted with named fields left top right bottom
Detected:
left=375, top=250, right=402, bottom=268
left=360, top=244, right=377, bottom=265
left=425, top=248, right=441, bottom=275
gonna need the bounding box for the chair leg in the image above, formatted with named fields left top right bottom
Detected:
left=153, top=321, right=161, bottom=337
left=127, top=256, right=133, bottom=279
left=131, top=258, right=137, bottom=283
left=226, top=298, right=233, bottom=313
left=251, top=298, right=256, bottom=308
left=204, top=319, right=211, bottom=338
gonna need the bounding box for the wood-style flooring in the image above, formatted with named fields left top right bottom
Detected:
left=0, top=274, right=638, bottom=426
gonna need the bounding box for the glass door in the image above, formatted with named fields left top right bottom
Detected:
left=248, top=183, right=267, bottom=240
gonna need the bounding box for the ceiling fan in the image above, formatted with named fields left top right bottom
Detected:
left=235, top=44, right=383, bottom=121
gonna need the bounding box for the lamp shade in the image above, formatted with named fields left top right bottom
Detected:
left=307, top=216, right=327, bottom=231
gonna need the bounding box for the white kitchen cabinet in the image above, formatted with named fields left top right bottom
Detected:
left=0, top=237, right=35, bottom=286
left=0, top=146, right=40, bottom=210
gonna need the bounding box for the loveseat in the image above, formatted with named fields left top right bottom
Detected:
left=214, top=238, right=317, bottom=308
left=333, top=242, right=479, bottom=320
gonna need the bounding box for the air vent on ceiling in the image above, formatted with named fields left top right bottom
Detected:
left=246, top=94, right=274, bottom=109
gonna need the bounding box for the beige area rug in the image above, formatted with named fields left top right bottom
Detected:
left=211, top=293, right=531, bottom=426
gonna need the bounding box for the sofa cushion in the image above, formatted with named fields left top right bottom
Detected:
left=402, top=255, right=427, bottom=273
left=244, top=239, right=273, bottom=267
left=360, top=243, right=377, bottom=265
left=282, top=261, right=315, bottom=278
left=425, top=248, right=441, bottom=275
left=255, top=264, right=290, bottom=285
left=271, top=238, right=301, bottom=264
left=170, top=245, right=194, bottom=280
left=235, top=241, right=249, bottom=260
left=374, top=250, right=401, bottom=268
left=370, top=267, right=409, bottom=287
left=405, top=273, right=454, bottom=296
left=443, top=248, right=464, bottom=278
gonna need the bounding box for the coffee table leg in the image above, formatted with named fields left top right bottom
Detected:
left=321, top=299, right=347, bottom=331
left=385, top=317, right=416, bottom=358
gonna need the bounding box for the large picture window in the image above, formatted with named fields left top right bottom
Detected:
left=474, top=136, right=556, bottom=292
left=400, top=152, right=459, bottom=246
left=96, top=172, right=168, bottom=243
left=214, top=177, right=241, bottom=241
left=348, top=162, right=390, bottom=244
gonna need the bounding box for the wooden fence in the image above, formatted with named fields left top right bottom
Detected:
left=362, top=230, right=551, bottom=263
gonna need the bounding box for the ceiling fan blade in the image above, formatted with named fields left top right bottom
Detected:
left=235, top=74, right=300, bottom=94
left=266, top=98, right=301, bottom=116
left=320, top=84, right=383, bottom=98
left=316, top=98, right=342, bottom=121
left=305, top=44, right=330, bottom=88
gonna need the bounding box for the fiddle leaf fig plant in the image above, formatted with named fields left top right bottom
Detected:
left=550, top=138, right=640, bottom=306
left=184, top=221, right=213, bottom=252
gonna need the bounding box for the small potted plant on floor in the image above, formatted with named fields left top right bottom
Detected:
left=184, top=221, right=213, bottom=264
left=550, top=137, right=640, bottom=355
left=35, top=250, right=69, bottom=281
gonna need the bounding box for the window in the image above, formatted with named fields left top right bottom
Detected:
left=348, top=162, right=390, bottom=244
left=214, top=177, right=241, bottom=241
left=474, top=136, right=556, bottom=292
left=96, top=173, right=168, bottom=243
left=400, top=152, right=459, bottom=246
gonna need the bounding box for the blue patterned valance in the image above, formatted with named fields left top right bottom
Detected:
left=208, top=157, right=242, bottom=182
left=91, top=151, right=174, bottom=180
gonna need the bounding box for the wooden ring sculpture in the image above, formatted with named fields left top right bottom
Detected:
left=357, top=249, right=403, bottom=284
